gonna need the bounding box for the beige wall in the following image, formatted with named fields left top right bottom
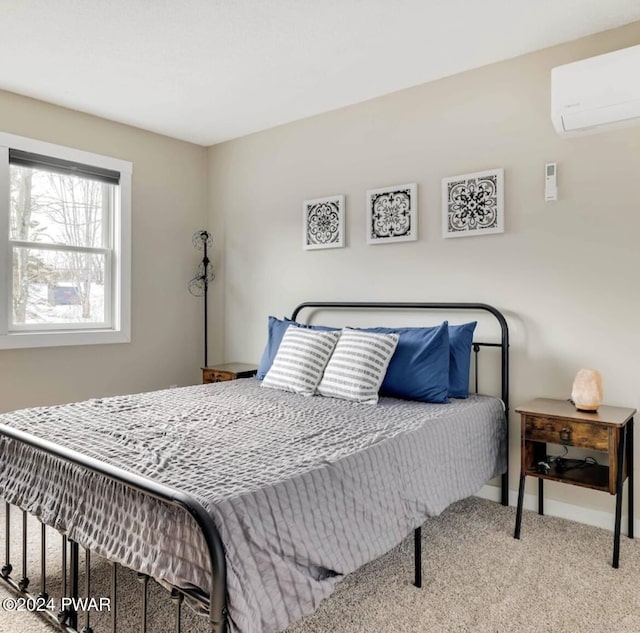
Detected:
left=208, top=22, right=640, bottom=515
left=0, top=91, right=211, bottom=412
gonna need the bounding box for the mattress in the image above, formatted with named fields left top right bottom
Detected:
left=0, top=379, right=506, bottom=633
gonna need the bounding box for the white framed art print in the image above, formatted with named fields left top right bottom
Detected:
left=442, top=168, right=504, bottom=238
left=302, top=195, right=345, bottom=250
left=366, top=183, right=418, bottom=244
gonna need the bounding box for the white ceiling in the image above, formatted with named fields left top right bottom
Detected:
left=1, top=0, right=640, bottom=146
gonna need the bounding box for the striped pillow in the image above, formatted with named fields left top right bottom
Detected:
left=261, top=326, right=340, bottom=396
left=317, top=329, right=399, bottom=404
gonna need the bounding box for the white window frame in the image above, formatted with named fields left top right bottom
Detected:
left=0, top=132, right=131, bottom=349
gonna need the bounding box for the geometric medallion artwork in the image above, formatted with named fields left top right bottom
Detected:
left=442, top=168, right=504, bottom=238
left=303, top=194, right=345, bottom=250
left=366, top=183, right=418, bottom=244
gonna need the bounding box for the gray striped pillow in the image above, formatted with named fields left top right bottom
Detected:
left=317, top=328, right=399, bottom=404
left=261, top=326, right=340, bottom=396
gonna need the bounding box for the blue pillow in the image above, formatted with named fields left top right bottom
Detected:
left=364, top=322, right=450, bottom=403
left=366, top=321, right=477, bottom=399
left=256, top=317, right=338, bottom=379
left=448, top=322, right=477, bottom=398
left=257, top=317, right=288, bottom=379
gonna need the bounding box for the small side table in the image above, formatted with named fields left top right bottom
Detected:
left=513, top=398, right=635, bottom=568
left=202, top=363, right=258, bottom=384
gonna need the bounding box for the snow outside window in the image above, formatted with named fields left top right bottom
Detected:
left=0, top=133, right=131, bottom=349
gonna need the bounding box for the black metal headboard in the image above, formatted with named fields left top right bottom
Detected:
left=291, top=301, right=510, bottom=506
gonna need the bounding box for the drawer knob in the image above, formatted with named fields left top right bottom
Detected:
left=559, top=427, right=572, bottom=443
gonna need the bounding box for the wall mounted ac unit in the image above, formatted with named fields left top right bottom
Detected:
left=551, top=44, right=640, bottom=136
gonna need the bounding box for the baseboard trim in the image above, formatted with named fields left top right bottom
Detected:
left=475, top=484, right=637, bottom=537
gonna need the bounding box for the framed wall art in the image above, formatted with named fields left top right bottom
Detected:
left=366, top=183, right=418, bottom=245
left=302, top=194, right=345, bottom=250
left=442, top=168, right=504, bottom=238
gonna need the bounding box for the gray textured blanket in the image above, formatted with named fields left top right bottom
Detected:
left=0, top=380, right=506, bottom=633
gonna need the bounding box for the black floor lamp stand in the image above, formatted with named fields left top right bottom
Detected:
left=188, top=230, right=215, bottom=367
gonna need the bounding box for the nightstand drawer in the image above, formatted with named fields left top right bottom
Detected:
left=203, top=369, right=235, bottom=383
left=201, top=363, right=258, bottom=384
left=524, top=416, right=609, bottom=450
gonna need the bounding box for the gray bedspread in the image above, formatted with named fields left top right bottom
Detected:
left=0, top=379, right=506, bottom=633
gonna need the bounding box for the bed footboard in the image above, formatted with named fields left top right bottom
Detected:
left=0, top=424, right=228, bottom=633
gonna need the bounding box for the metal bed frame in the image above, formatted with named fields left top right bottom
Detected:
left=0, top=301, right=509, bottom=633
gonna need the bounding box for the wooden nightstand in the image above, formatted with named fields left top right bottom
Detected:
left=514, top=398, right=636, bottom=568
left=202, top=363, right=258, bottom=384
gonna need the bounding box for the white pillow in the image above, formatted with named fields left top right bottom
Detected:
left=261, top=326, right=340, bottom=396
left=317, top=328, right=399, bottom=404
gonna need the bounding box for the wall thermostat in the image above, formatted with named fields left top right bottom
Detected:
left=545, top=162, right=557, bottom=201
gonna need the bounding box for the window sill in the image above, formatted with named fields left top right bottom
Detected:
left=0, top=328, right=130, bottom=350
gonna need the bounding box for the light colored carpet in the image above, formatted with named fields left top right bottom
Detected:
left=1, top=496, right=638, bottom=633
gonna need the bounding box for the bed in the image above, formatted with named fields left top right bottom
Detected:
left=0, top=301, right=509, bottom=633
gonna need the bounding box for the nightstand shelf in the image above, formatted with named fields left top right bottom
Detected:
left=523, top=462, right=609, bottom=491
left=514, top=398, right=636, bottom=568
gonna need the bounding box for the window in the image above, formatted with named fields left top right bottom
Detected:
left=0, top=133, right=131, bottom=349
